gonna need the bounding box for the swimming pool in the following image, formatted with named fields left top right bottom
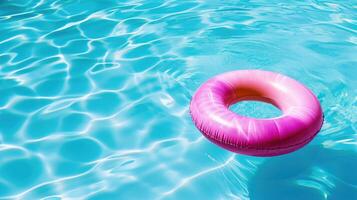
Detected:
left=0, top=0, right=356, bottom=199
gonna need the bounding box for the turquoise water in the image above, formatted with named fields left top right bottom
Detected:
left=0, top=0, right=356, bottom=199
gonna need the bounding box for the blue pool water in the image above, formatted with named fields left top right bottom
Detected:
left=0, top=0, right=356, bottom=199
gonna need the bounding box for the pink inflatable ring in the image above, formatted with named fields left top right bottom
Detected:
left=190, top=70, right=323, bottom=156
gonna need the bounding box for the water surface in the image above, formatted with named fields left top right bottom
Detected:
left=0, top=0, right=356, bottom=199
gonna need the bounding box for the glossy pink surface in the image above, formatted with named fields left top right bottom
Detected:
left=190, top=70, right=323, bottom=156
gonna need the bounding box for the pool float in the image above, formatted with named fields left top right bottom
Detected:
left=190, top=70, right=323, bottom=156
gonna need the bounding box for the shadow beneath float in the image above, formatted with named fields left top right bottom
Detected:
left=249, top=145, right=357, bottom=200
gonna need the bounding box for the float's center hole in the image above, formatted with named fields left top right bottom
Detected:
left=230, top=100, right=282, bottom=119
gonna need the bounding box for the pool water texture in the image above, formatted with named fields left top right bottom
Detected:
left=0, top=0, right=356, bottom=199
